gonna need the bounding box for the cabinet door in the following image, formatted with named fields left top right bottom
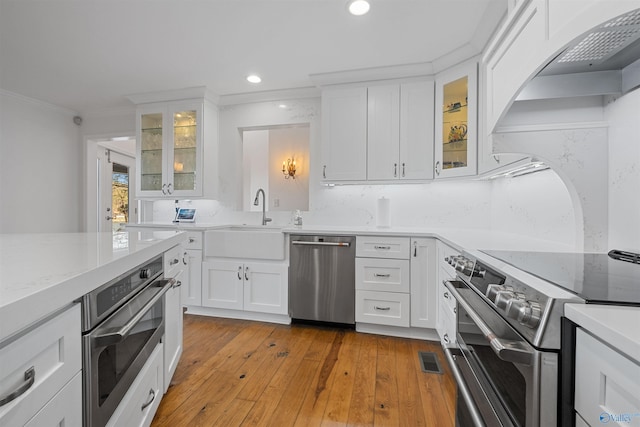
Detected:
left=167, top=102, right=203, bottom=197
left=202, top=260, right=244, bottom=310
left=183, top=249, right=202, bottom=306
left=24, top=373, right=82, bottom=427
left=400, top=82, right=435, bottom=180
left=410, top=238, right=437, bottom=328
left=321, top=87, right=367, bottom=181
left=367, top=85, right=400, bottom=180
left=243, top=262, right=288, bottom=315
left=137, top=106, right=166, bottom=197
left=164, top=269, right=183, bottom=393
left=434, top=61, right=478, bottom=178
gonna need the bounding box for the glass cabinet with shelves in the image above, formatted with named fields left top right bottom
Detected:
left=136, top=101, right=210, bottom=198
left=434, top=61, right=478, bottom=178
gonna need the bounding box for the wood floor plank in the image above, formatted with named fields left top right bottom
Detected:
left=151, top=315, right=456, bottom=427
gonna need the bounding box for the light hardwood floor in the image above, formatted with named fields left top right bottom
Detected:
left=151, top=315, right=456, bottom=427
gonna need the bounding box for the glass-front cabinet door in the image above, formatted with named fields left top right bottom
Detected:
left=434, top=61, right=477, bottom=178
left=136, top=102, right=203, bottom=198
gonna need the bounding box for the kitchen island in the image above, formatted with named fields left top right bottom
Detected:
left=0, top=230, right=186, bottom=342
left=0, top=230, right=186, bottom=427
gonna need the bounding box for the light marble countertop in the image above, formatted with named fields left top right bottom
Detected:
left=565, top=303, right=640, bottom=362
left=0, top=230, right=186, bottom=343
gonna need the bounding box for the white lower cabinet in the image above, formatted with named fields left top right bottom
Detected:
left=0, top=304, right=81, bottom=427
left=202, top=259, right=288, bottom=315
left=356, top=290, right=410, bottom=327
left=410, top=238, right=437, bottom=329
left=24, top=372, right=82, bottom=427
left=574, top=329, right=640, bottom=427
left=106, top=343, right=164, bottom=427
left=183, top=249, right=202, bottom=306
left=164, top=246, right=185, bottom=393
left=436, top=241, right=459, bottom=346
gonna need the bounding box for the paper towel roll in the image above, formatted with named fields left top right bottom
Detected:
left=376, top=197, right=390, bottom=228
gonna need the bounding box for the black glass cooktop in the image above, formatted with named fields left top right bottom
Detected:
left=481, top=250, right=640, bottom=306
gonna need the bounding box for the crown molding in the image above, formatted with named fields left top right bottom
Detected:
left=309, top=62, right=435, bottom=88
left=217, top=86, right=320, bottom=106
left=125, top=86, right=220, bottom=105
left=0, top=89, right=79, bottom=116
left=82, top=105, right=136, bottom=118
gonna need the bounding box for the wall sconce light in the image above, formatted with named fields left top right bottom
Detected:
left=282, top=158, right=296, bottom=179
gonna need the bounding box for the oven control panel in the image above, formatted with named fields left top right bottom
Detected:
left=447, top=254, right=548, bottom=331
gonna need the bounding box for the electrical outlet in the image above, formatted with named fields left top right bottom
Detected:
left=273, top=198, right=280, bottom=207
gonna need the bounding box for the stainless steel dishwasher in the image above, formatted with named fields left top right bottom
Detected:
left=289, top=235, right=355, bottom=325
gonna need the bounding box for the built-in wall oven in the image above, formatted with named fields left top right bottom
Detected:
left=441, top=254, right=581, bottom=427
left=77, top=255, right=174, bottom=427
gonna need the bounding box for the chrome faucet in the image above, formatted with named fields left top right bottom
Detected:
left=253, top=188, right=272, bottom=226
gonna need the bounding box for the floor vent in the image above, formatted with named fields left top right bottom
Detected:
left=418, top=351, right=443, bottom=374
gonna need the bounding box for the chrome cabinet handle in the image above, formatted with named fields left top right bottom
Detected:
left=394, top=163, right=397, bottom=177
left=141, top=388, right=156, bottom=411
left=244, top=266, right=249, bottom=281
left=443, top=333, right=450, bottom=344
left=374, top=306, right=391, bottom=311
left=374, top=273, right=391, bottom=278
left=170, top=258, right=179, bottom=266
left=413, top=241, right=417, bottom=257
left=189, top=238, right=196, bottom=243
left=237, top=266, right=242, bottom=280
left=0, top=366, right=35, bottom=407
left=161, top=183, right=167, bottom=195
left=443, top=291, right=450, bottom=299
left=167, top=183, right=173, bottom=194
left=173, top=280, right=182, bottom=289
left=402, top=163, right=405, bottom=177
left=374, top=245, right=391, bottom=250
left=323, top=165, right=326, bottom=179
left=435, top=161, right=441, bottom=176
left=105, top=216, right=113, bottom=221
left=183, top=252, right=188, bottom=265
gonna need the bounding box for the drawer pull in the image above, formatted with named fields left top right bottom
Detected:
left=173, top=280, right=182, bottom=289
left=374, top=245, right=391, bottom=250
left=170, top=258, right=179, bottom=266
left=141, top=388, right=156, bottom=411
left=374, top=273, right=391, bottom=278
left=443, top=333, right=450, bottom=344
left=183, top=252, right=188, bottom=265
left=189, top=238, right=196, bottom=243
left=0, top=366, right=35, bottom=407
left=443, top=291, right=450, bottom=299
left=374, top=306, right=391, bottom=311
left=237, top=266, right=243, bottom=281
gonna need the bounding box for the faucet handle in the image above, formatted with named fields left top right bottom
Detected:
left=264, top=217, right=272, bottom=225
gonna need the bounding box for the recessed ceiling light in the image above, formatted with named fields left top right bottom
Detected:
left=279, top=104, right=287, bottom=109
left=246, top=74, right=262, bottom=84
left=348, top=0, right=370, bottom=16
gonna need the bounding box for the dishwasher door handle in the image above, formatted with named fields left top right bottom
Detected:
left=291, top=241, right=351, bottom=247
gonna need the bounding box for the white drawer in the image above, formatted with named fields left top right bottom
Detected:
left=356, top=236, right=410, bottom=259
left=575, top=329, right=640, bottom=427
left=356, top=258, right=410, bottom=293
left=164, top=245, right=185, bottom=276
left=439, top=277, right=457, bottom=314
left=438, top=302, right=457, bottom=347
left=185, top=231, right=203, bottom=250
left=107, top=343, right=164, bottom=427
left=0, top=304, right=81, bottom=426
left=356, top=290, right=410, bottom=327
left=24, top=372, right=82, bottom=427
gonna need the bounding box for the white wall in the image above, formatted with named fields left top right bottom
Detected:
left=0, top=91, right=83, bottom=233
left=605, top=89, right=640, bottom=252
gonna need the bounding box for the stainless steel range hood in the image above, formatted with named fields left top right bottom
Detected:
left=517, top=8, right=640, bottom=100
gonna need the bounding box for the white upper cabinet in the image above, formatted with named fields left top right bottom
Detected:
left=400, top=82, right=435, bottom=180
left=434, top=61, right=478, bottom=179
left=136, top=98, right=218, bottom=199
left=367, top=85, right=400, bottom=180
left=321, top=87, right=368, bottom=181
left=368, top=82, right=435, bottom=181
left=322, top=81, right=434, bottom=183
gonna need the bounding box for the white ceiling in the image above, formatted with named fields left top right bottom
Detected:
left=0, top=0, right=507, bottom=114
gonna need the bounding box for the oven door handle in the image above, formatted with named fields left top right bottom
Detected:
left=93, top=278, right=174, bottom=347
left=444, top=279, right=534, bottom=366
left=444, top=348, right=486, bottom=427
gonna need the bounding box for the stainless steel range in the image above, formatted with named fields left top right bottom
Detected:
left=441, top=252, right=584, bottom=427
